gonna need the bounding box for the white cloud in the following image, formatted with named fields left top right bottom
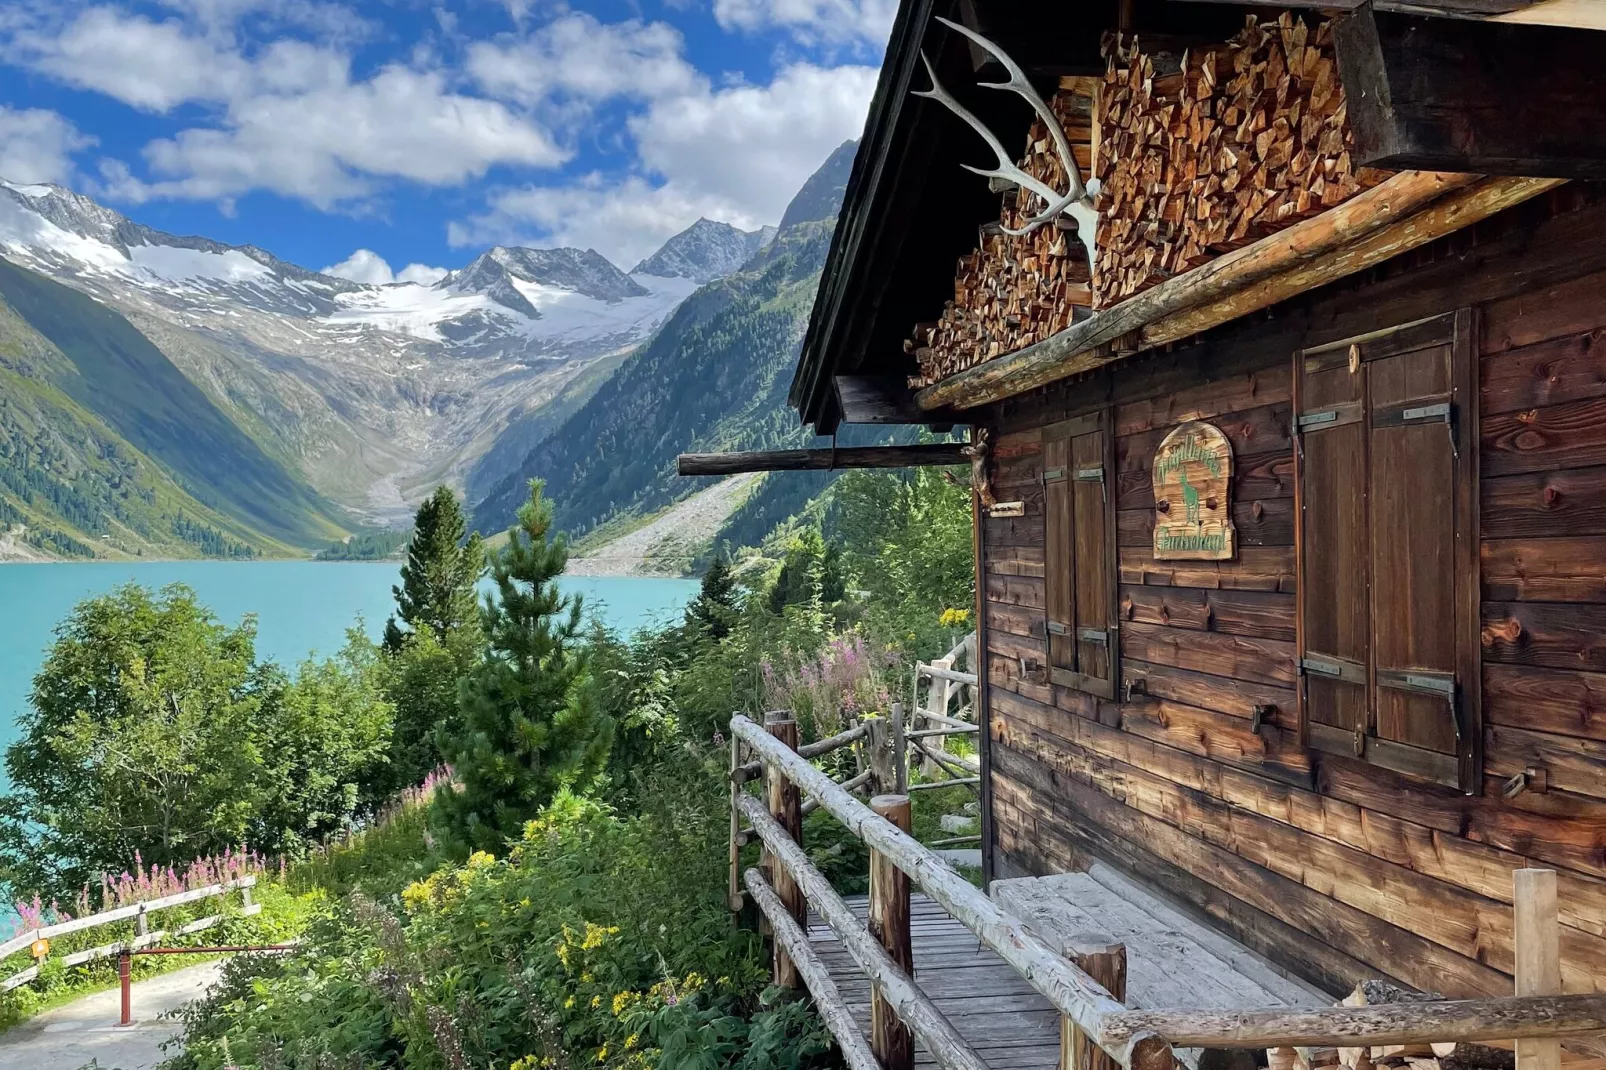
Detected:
left=468, top=13, right=701, bottom=107
left=712, top=0, right=896, bottom=48
left=322, top=248, right=393, bottom=284
left=8, top=7, right=566, bottom=208
left=322, top=248, right=448, bottom=286
left=396, top=262, right=448, bottom=285
left=0, top=106, right=94, bottom=184
left=451, top=62, right=875, bottom=267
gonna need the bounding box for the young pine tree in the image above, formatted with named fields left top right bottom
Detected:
left=430, top=481, right=613, bottom=858
left=386, top=485, right=484, bottom=649
left=685, top=551, right=736, bottom=640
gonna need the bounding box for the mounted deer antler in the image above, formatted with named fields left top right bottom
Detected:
left=914, top=16, right=1098, bottom=268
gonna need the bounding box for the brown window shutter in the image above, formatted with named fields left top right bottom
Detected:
left=1043, top=428, right=1076, bottom=674
left=1369, top=342, right=1462, bottom=773
left=1294, top=311, right=1478, bottom=792
left=1044, top=412, right=1116, bottom=701
left=1071, top=421, right=1117, bottom=700
left=1297, top=357, right=1370, bottom=754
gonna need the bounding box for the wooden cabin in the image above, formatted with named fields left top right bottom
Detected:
left=776, top=0, right=1606, bottom=1035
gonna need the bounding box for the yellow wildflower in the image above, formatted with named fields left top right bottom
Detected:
left=596, top=1047, right=608, bottom=1063
left=625, top=1035, right=638, bottom=1051
left=564, top=996, right=575, bottom=1010
left=466, top=849, right=497, bottom=869
left=590, top=995, right=602, bottom=1009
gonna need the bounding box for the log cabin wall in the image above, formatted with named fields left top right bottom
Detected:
left=976, top=185, right=1606, bottom=1002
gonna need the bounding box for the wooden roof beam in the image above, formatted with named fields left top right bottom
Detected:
left=1335, top=5, right=1606, bottom=179
left=677, top=442, right=968, bottom=476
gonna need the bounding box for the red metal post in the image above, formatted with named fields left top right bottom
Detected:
left=118, top=949, right=132, bottom=1026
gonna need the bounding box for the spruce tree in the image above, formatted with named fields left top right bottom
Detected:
left=430, top=481, right=613, bottom=858
left=686, top=552, right=736, bottom=640
left=387, top=486, right=484, bottom=649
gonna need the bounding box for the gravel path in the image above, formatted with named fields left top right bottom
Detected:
left=0, top=961, right=221, bottom=1070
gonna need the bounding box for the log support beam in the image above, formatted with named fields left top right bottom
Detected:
left=679, top=443, right=968, bottom=476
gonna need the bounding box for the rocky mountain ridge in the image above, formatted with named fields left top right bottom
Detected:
left=0, top=181, right=756, bottom=524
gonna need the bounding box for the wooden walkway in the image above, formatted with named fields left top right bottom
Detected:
left=808, top=894, right=1061, bottom=1070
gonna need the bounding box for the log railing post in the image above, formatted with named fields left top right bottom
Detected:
left=1061, top=934, right=1127, bottom=1070
left=866, top=716, right=893, bottom=795
left=764, top=713, right=805, bottom=988
left=1515, top=868, right=1560, bottom=1070
left=729, top=732, right=744, bottom=912
left=870, top=794, right=914, bottom=1070
left=891, top=703, right=908, bottom=794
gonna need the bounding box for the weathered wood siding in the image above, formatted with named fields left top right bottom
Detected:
left=979, top=187, right=1606, bottom=1002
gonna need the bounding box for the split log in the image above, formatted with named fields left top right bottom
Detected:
left=914, top=168, right=1482, bottom=412
left=1093, top=14, right=1387, bottom=308
left=743, top=868, right=881, bottom=1070
left=765, top=714, right=805, bottom=989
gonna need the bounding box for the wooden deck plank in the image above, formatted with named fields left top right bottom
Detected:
left=809, top=893, right=1061, bottom=1070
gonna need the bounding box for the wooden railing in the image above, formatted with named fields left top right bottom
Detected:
left=730, top=712, right=1606, bottom=1070
left=0, top=876, right=260, bottom=992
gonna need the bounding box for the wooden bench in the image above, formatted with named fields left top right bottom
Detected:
left=992, top=863, right=1333, bottom=1070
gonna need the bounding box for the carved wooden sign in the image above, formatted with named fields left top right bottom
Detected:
left=1152, top=422, right=1236, bottom=560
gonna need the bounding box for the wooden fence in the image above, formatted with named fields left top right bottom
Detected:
left=0, top=876, right=260, bottom=992
left=730, top=712, right=1606, bottom=1070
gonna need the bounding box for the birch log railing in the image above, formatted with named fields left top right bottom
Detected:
left=907, top=638, right=982, bottom=805
left=729, top=711, right=1606, bottom=1070
left=0, top=876, right=261, bottom=992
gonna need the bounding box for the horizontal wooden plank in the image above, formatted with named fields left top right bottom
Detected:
left=1317, top=755, right=1606, bottom=881
left=1482, top=327, right=1606, bottom=416
left=988, top=653, right=1054, bottom=707
left=1120, top=619, right=1296, bottom=687
left=983, top=515, right=1043, bottom=548
left=1482, top=396, right=1606, bottom=477
left=1117, top=403, right=1293, bottom=476
left=1119, top=586, right=1295, bottom=642
left=990, top=746, right=1513, bottom=1000
left=1122, top=699, right=1313, bottom=787
left=1117, top=498, right=1294, bottom=549
left=985, top=543, right=1045, bottom=578
left=1114, top=366, right=1293, bottom=437
left=992, top=686, right=1606, bottom=940
left=1117, top=450, right=1294, bottom=511
left=1486, top=723, right=1606, bottom=802
left=1118, top=547, right=1295, bottom=593
left=1484, top=662, right=1606, bottom=742
left=1483, top=267, right=1606, bottom=355
left=1482, top=537, right=1606, bottom=602
left=1482, top=601, right=1606, bottom=671
left=985, top=599, right=1044, bottom=641
left=985, top=574, right=1044, bottom=609
left=1119, top=659, right=1295, bottom=722
left=1482, top=465, right=1606, bottom=539
left=992, top=730, right=1606, bottom=993
left=990, top=779, right=1379, bottom=1000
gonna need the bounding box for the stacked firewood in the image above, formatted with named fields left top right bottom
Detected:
left=1094, top=13, right=1387, bottom=306
left=1268, top=982, right=1514, bottom=1070
left=905, top=87, right=1097, bottom=389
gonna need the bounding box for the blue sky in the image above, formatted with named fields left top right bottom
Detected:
left=0, top=0, right=890, bottom=280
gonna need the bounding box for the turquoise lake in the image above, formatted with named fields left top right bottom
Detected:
left=0, top=562, right=698, bottom=784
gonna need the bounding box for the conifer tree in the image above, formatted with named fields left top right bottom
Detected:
left=686, top=552, right=736, bottom=640
left=430, top=481, right=613, bottom=858
left=386, top=486, right=483, bottom=649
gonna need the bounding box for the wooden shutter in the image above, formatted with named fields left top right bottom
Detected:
left=1044, top=412, right=1117, bottom=701
left=1294, top=312, right=1480, bottom=791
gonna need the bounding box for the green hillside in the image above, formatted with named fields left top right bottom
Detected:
left=0, top=256, right=349, bottom=558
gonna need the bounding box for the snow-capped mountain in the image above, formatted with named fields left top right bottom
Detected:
left=632, top=218, right=775, bottom=283
left=0, top=180, right=734, bottom=522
